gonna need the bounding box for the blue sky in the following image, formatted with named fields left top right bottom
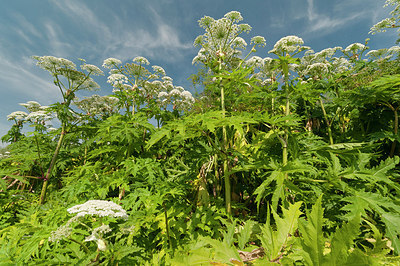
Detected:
left=0, top=0, right=398, bottom=145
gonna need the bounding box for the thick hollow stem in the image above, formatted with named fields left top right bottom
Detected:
left=221, top=85, right=231, bottom=214
left=39, top=127, right=66, bottom=205
left=390, top=108, right=399, bottom=158
left=163, top=202, right=172, bottom=250
left=319, top=96, right=334, bottom=145
left=282, top=71, right=290, bottom=168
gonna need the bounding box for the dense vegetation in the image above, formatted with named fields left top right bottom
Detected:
left=1, top=4, right=400, bottom=265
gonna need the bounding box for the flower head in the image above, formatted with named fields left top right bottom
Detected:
left=107, top=74, right=129, bottom=87
left=246, top=56, right=263, bottom=68
left=251, top=36, right=266, bottom=47
left=7, top=111, right=28, bottom=121
left=224, top=11, right=243, bottom=22
left=343, top=43, right=367, bottom=55
left=33, top=56, right=77, bottom=72
left=102, top=58, right=122, bottom=69
left=152, top=65, right=166, bottom=76
left=48, top=225, right=73, bottom=243
left=133, top=56, right=150, bottom=65
left=26, top=111, right=52, bottom=122
left=67, top=200, right=128, bottom=219
left=81, top=64, right=104, bottom=75
left=269, top=35, right=305, bottom=55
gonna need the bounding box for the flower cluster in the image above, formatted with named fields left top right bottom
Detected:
left=49, top=200, right=129, bottom=251
left=251, top=36, right=266, bottom=47
left=25, top=110, right=52, bottom=123
left=157, top=85, right=195, bottom=110
left=81, top=64, right=104, bottom=76
left=269, top=35, right=306, bottom=55
left=103, top=56, right=194, bottom=112
left=107, top=73, right=129, bottom=87
left=7, top=111, right=28, bottom=121
left=67, top=200, right=129, bottom=219
left=133, top=56, right=150, bottom=65
left=194, top=11, right=262, bottom=67
left=0, top=151, right=10, bottom=159
left=102, top=58, right=122, bottom=69
left=245, top=56, right=263, bottom=68
left=74, top=95, right=119, bottom=117
left=342, top=43, right=368, bottom=58
left=33, top=56, right=77, bottom=72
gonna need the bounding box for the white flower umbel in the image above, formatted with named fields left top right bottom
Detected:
left=107, top=73, right=129, bottom=87
left=152, top=65, right=166, bottom=76
left=7, top=111, right=28, bottom=121
left=26, top=110, right=52, bottom=122
left=84, top=224, right=112, bottom=251
left=133, top=56, right=150, bottom=65
left=81, top=64, right=104, bottom=76
left=251, top=36, right=266, bottom=47
left=343, top=43, right=367, bottom=55
left=48, top=225, right=73, bottom=243
left=246, top=56, right=263, bottom=68
left=102, top=58, right=122, bottom=69
left=33, top=56, right=77, bottom=72
left=370, top=18, right=397, bottom=34
left=269, top=35, right=305, bottom=55
left=19, top=101, right=42, bottom=112
left=366, top=49, right=389, bottom=59
left=67, top=200, right=129, bottom=219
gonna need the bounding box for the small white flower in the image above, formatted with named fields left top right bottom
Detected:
left=366, top=49, right=388, bottom=59
left=152, top=65, right=166, bottom=76
left=269, top=35, right=305, bottom=55
left=107, top=74, right=129, bottom=86
left=246, top=56, right=263, bottom=67
left=388, top=45, right=400, bottom=54
left=192, top=54, right=206, bottom=65
left=7, top=111, right=28, bottom=121
left=251, top=36, right=266, bottom=47
left=19, top=100, right=43, bottom=112
left=81, top=64, right=104, bottom=75
left=102, top=58, right=122, bottom=68
left=162, top=76, right=173, bottom=83
left=369, top=17, right=396, bottom=34
left=48, top=225, right=73, bottom=243
left=224, top=11, right=243, bottom=22
left=133, top=56, right=150, bottom=65
left=343, top=43, right=367, bottom=54
left=232, top=37, right=247, bottom=49
left=158, top=91, right=168, bottom=98
left=169, top=89, right=182, bottom=96
left=26, top=111, right=52, bottom=122
left=67, top=200, right=128, bottom=219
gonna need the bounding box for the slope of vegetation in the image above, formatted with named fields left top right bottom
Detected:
left=1, top=5, right=400, bottom=265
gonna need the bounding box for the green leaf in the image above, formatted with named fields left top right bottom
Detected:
left=327, top=213, right=361, bottom=265
left=259, top=201, right=302, bottom=262
left=299, top=196, right=325, bottom=266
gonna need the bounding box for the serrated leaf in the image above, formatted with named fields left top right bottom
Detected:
left=299, top=196, right=325, bottom=266
left=259, top=201, right=302, bottom=262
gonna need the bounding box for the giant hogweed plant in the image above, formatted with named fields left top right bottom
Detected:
left=30, top=56, right=104, bottom=204
left=103, top=56, right=194, bottom=125
left=2, top=7, right=400, bottom=264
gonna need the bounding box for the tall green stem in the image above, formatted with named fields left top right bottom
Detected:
left=390, top=108, right=399, bottom=157
left=282, top=66, right=290, bottom=168
left=39, top=126, right=66, bottom=204
left=319, top=96, right=334, bottom=145
left=221, top=88, right=231, bottom=214
left=218, top=55, right=231, bottom=214
left=163, top=202, right=173, bottom=251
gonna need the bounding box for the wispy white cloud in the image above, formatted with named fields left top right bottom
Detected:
left=49, top=0, right=193, bottom=63
left=300, top=0, right=380, bottom=37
